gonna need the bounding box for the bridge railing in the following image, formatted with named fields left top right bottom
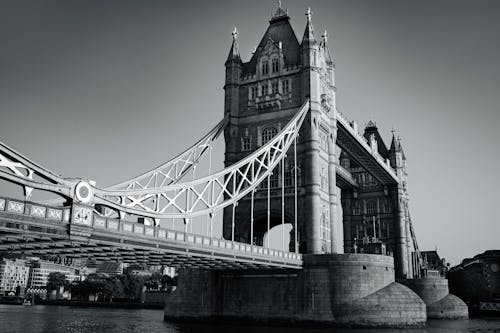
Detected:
left=0, top=196, right=70, bottom=224
left=89, top=211, right=302, bottom=263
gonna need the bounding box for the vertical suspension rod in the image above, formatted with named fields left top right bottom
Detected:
left=206, top=146, right=212, bottom=236
left=267, top=152, right=271, bottom=248
left=232, top=173, right=236, bottom=242
left=251, top=162, right=254, bottom=248
left=294, top=136, right=298, bottom=253
left=281, top=157, right=285, bottom=251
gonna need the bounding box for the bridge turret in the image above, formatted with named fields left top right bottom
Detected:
left=388, top=133, right=411, bottom=278
left=389, top=133, right=407, bottom=180
left=224, top=28, right=242, bottom=167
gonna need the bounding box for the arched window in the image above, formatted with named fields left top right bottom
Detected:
left=262, top=127, right=278, bottom=144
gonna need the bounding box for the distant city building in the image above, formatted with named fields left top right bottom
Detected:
left=0, top=258, right=30, bottom=295
left=448, top=250, right=500, bottom=313
left=421, top=250, right=449, bottom=276
left=96, top=261, right=123, bottom=276
left=27, top=260, right=80, bottom=288
left=163, top=266, right=175, bottom=277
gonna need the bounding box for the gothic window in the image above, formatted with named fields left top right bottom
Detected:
left=366, top=201, right=377, bottom=215
left=250, top=86, right=257, bottom=100
left=366, top=173, right=377, bottom=187
left=262, top=127, right=277, bottom=144
left=383, top=200, right=391, bottom=213
left=283, top=79, right=290, bottom=93
left=272, top=58, right=279, bottom=73
left=340, top=158, right=350, bottom=169
left=353, top=203, right=361, bottom=216
left=262, top=61, right=269, bottom=75
left=241, top=136, right=251, bottom=151
left=271, top=81, right=278, bottom=94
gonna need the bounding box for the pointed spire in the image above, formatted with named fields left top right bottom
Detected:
left=322, top=29, right=328, bottom=45
left=226, top=27, right=241, bottom=65
left=302, top=7, right=316, bottom=44
left=306, top=7, right=312, bottom=23
left=389, top=132, right=403, bottom=154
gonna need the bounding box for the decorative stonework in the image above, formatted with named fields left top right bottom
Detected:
left=75, top=181, right=94, bottom=204
left=321, top=93, right=333, bottom=113
left=320, top=165, right=328, bottom=191
left=72, top=205, right=93, bottom=226
left=0, top=199, right=5, bottom=211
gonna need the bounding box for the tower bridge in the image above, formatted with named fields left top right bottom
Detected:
left=0, top=3, right=468, bottom=328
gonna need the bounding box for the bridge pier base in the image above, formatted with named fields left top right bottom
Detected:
left=401, top=276, right=468, bottom=319
left=164, top=254, right=426, bottom=328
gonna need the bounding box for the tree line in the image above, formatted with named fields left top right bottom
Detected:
left=47, top=271, right=177, bottom=302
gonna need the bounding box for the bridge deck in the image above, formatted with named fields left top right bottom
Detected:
left=336, top=111, right=399, bottom=185
left=0, top=197, right=302, bottom=270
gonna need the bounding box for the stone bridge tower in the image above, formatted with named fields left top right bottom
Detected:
left=222, top=5, right=338, bottom=254
left=340, top=123, right=412, bottom=278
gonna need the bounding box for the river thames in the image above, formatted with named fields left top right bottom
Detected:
left=0, top=305, right=498, bottom=332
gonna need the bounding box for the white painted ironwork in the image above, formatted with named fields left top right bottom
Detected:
left=92, top=100, right=310, bottom=220
left=0, top=141, right=74, bottom=199
left=106, top=116, right=227, bottom=191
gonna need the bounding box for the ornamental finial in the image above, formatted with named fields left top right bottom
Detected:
left=306, top=7, right=312, bottom=22
left=322, top=29, right=328, bottom=44
left=232, top=27, right=238, bottom=41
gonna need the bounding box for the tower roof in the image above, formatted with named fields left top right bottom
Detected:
left=363, top=121, right=389, bottom=158
left=242, top=5, right=300, bottom=75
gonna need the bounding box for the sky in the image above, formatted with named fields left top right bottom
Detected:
left=0, top=0, right=499, bottom=265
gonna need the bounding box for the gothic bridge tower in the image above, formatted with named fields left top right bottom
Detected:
left=340, top=123, right=412, bottom=278
left=222, top=5, right=338, bottom=254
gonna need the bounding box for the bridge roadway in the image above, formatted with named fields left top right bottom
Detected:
left=336, top=110, right=399, bottom=185
left=0, top=197, right=302, bottom=270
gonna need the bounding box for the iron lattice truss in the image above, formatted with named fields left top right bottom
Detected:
left=92, top=100, right=310, bottom=220
left=106, top=116, right=228, bottom=191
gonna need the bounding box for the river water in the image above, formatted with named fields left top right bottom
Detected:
left=0, top=305, right=498, bottom=333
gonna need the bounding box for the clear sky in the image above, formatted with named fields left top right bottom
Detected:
left=1, top=0, right=499, bottom=265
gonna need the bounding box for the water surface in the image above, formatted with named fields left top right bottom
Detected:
left=0, top=305, right=498, bottom=333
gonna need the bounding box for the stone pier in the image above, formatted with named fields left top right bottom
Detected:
left=402, top=275, right=468, bottom=319
left=164, top=254, right=426, bottom=328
